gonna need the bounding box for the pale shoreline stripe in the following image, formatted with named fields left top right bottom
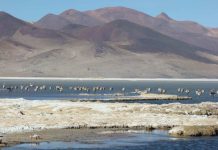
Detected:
left=0, top=77, right=217, bottom=81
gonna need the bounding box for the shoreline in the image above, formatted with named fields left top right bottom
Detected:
left=0, top=99, right=217, bottom=133
left=0, top=99, right=218, bottom=147
left=0, top=77, right=218, bottom=81
left=2, top=126, right=218, bottom=148
left=0, top=128, right=167, bottom=148
left=70, top=93, right=192, bottom=101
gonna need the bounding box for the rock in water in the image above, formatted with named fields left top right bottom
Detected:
left=0, top=134, right=6, bottom=147
left=169, top=126, right=218, bottom=136
left=30, top=134, right=41, bottom=140
left=169, top=126, right=184, bottom=136
left=0, top=134, right=3, bottom=143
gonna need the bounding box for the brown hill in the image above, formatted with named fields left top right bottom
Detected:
left=34, top=7, right=218, bottom=52
left=34, top=14, right=72, bottom=30
left=85, top=7, right=208, bottom=35
left=0, top=12, right=28, bottom=39
left=85, top=7, right=218, bottom=52
left=74, top=19, right=217, bottom=63
left=0, top=10, right=218, bottom=78
left=156, top=12, right=173, bottom=21
left=60, top=9, right=102, bottom=26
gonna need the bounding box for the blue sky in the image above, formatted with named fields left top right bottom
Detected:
left=0, top=0, right=217, bottom=27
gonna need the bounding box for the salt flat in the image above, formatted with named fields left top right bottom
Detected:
left=0, top=98, right=217, bottom=134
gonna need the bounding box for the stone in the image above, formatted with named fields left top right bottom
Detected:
left=169, top=126, right=184, bottom=136
left=30, top=134, right=41, bottom=140
left=169, top=126, right=218, bottom=137
left=0, top=134, right=3, bottom=144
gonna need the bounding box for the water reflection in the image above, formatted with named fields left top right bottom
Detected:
left=4, top=130, right=218, bottom=150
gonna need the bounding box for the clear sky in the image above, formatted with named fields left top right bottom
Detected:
left=0, top=0, right=217, bottom=27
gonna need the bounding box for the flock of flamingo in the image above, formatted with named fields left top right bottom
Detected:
left=0, top=82, right=217, bottom=97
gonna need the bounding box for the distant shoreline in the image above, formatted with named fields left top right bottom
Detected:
left=0, top=77, right=218, bottom=81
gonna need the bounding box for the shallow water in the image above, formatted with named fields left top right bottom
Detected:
left=4, top=130, right=218, bottom=150
left=0, top=79, right=217, bottom=104
left=1, top=79, right=218, bottom=149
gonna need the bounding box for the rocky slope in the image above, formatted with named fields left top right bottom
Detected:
left=85, top=7, right=218, bottom=52
left=0, top=7, right=218, bottom=78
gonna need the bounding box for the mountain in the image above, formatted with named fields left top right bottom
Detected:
left=156, top=12, right=173, bottom=21
left=208, top=28, right=218, bottom=37
left=74, top=19, right=217, bottom=63
left=0, top=9, right=218, bottom=78
left=85, top=7, right=207, bottom=34
left=0, top=11, right=28, bottom=39
left=85, top=7, right=155, bottom=27
left=0, top=12, right=69, bottom=61
left=35, top=7, right=218, bottom=52
left=34, top=14, right=73, bottom=30
left=60, top=9, right=102, bottom=26
left=85, top=7, right=218, bottom=52
left=34, top=13, right=86, bottom=37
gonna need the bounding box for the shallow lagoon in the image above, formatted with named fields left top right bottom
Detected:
left=4, top=130, right=218, bottom=150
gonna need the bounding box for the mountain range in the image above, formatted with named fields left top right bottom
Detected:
left=0, top=7, right=218, bottom=78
